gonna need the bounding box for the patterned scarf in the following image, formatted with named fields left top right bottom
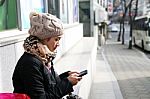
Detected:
left=23, top=35, right=56, bottom=67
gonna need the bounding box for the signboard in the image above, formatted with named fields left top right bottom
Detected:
left=67, top=0, right=79, bottom=23
left=73, top=0, right=78, bottom=22
left=107, top=0, right=113, bottom=16
left=60, top=0, right=68, bottom=23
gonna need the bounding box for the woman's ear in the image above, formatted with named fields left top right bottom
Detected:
left=41, top=39, right=47, bottom=45
left=42, top=37, right=51, bottom=45
left=46, top=37, right=51, bottom=42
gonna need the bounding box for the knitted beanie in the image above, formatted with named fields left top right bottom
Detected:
left=28, top=12, right=64, bottom=40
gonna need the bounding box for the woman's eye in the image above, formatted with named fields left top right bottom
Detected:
left=55, top=37, right=61, bottom=41
left=55, top=38, right=60, bottom=41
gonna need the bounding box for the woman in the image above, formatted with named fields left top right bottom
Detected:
left=12, top=12, right=82, bottom=99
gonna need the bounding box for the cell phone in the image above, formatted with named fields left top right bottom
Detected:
left=78, top=70, right=88, bottom=77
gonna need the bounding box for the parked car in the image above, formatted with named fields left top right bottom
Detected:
left=108, top=25, right=119, bottom=32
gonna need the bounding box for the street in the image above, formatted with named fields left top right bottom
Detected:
left=109, top=23, right=150, bottom=59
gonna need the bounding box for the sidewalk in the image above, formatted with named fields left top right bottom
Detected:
left=89, top=44, right=123, bottom=99
left=90, top=38, right=150, bottom=99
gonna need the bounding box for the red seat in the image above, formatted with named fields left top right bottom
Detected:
left=0, top=93, right=30, bottom=99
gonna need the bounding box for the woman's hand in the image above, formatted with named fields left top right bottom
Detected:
left=67, top=72, right=82, bottom=85
left=68, top=71, right=79, bottom=75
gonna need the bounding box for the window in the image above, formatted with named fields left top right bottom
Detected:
left=0, top=0, right=17, bottom=31
left=0, top=0, right=46, bottom=31
left=18, top=0, right=45, bottom=30
left=48, top=0, right=59, bottom=17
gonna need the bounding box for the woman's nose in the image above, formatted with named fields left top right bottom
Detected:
left=56, top=43, right=60, bottom=46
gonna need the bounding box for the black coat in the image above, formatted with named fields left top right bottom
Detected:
left=12, top=52, right=73, bottom=99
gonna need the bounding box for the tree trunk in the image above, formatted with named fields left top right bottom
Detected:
left=129, top=22, right=133, bottom=49
left=128, top=2, right=132, bottom=49
left=117, top=21, right=122, bottom=41
left=122, top=22, right=125, bottom=44
left=128, top=0, right=138, bottom=49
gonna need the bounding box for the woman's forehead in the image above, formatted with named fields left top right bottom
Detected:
left=57, top=35, right=62, bottom=38
left=48, top=35, right=62, bottom=39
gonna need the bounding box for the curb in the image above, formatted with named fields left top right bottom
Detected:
left=101, top=49, right=123, bottom=99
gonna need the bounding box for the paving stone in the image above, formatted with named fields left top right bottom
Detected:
left=103, top=40, right=150, bottom=99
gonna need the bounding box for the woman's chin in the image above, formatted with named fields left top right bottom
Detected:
left=50, top=49, right=56, bottom=52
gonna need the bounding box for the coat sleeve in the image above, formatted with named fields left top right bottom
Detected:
left=20, top=60, right=73, bottom=99
left=59, top=71, right=70, bottom=79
